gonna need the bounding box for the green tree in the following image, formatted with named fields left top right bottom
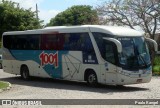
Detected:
left=0, top=0, right=42, bottom=40
left=47, top=5, right=98, bottom=26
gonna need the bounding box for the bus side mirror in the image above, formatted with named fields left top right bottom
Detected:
left=103, top=38, right=122, bottom=53
left=145, top=38, right=158, bottom=52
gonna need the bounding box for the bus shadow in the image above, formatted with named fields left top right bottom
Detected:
left=0, top=76, right=149, bottom=93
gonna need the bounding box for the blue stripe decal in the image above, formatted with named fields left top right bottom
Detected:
left=10, top=50, right=68, bottom=78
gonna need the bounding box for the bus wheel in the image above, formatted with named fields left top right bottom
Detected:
left=0, top=63, right=2, bottom=69
left=87, top=71, right=97, bottom=86
left=21, top=66, right=30, bottom=80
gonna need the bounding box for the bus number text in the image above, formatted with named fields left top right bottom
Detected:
left=39, top=51, right=58, bottom=68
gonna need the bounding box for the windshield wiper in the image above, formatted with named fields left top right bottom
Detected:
left=134, top=46, right=148, bottom=68
left=138, top=54, right=148, bottom=67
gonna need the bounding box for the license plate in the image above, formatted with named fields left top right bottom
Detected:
left=137, top=79, right=142, bottom=83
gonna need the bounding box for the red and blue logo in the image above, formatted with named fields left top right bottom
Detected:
left=39, top=51, right=59, bottom=68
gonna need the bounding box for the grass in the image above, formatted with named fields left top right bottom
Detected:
left=153, top=65, right=160, bottom=75
left=153, top=55, right=160, bottom=75
left=0, top=81, right=9, bottom=89
left=154, top=56, right=160, bottom=65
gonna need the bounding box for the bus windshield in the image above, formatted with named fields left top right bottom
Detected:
left=118, top=37, right=151, bottom=69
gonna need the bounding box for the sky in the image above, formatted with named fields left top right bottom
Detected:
left=8, top=0, right=106, bottom=24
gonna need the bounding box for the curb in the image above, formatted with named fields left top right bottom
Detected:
left=0, top=81, right=12, bottom=93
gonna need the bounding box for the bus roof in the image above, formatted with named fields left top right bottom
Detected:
left=3, top=25, right=143, bottom=37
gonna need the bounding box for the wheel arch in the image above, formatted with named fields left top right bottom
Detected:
left=84, top=68, right=97, bottom=82
left=20, top=64, right=29, bottom=74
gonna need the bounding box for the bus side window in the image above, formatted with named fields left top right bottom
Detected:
left=28, top=35, right=40, bottom=50
left=57, top=34, right=65, bottom=50
left=41, top=34, right=58, bottom=50
left=63, top=33, right=81, bottom=51
left=63, top=34, right=70, bottom=50
left=3, top=36, right=12, bottom=49
left=62, top=33, right=93, bottom=51
left=82, top=34, right=94, bottom=53
left=81, top=33, right=98, bottom=64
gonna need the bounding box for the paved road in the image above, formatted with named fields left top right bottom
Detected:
left=0, top=69, right=160, bottom=108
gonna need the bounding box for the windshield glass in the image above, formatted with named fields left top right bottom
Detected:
left=118, top=37, right=151, bottom=69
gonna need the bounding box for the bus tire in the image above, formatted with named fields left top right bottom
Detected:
left=20, top=66, right=30, bottom=80
left=0, top=63, right=2, bottom=69
left=86, top=71, right=98, bottom=86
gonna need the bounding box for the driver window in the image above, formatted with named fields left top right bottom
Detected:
left=104, top=42, right=116, bottom=64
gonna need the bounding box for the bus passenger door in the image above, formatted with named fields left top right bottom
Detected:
left=101, top=41, right=119, bottom=84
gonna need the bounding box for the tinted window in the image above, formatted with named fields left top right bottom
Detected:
left=92, top=32, right=113, bottom=55
left=41, top=34, right=58, bottom=50
left=28, top=35, right=40, bottom=50
left=62, top=33, right=94, bottom=51
left=40, top=33, right=92, bottom=51
left=3, top=33, right=94, bottom=51
left=3, top=35, right=40, bottom=50
left=63, top=33, right=81, bottom=50
left=3, top=36, right=12, bottom=49
left=93, top=33, right=117, bottom=64
left=103, top=41, right=116, bottom=64
left=57, top=34, right=65, bottom=50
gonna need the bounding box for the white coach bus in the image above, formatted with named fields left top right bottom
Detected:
left=2, top=25, right=158, bottom=86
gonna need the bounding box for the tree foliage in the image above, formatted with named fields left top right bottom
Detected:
left=97, top=0, right=160, bottom=39
left=47, top=5, right=99, bottom=26
left=0, top=0, right=42, bottom=39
